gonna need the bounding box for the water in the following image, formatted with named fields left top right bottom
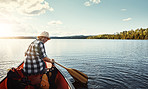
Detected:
left=0, top=39, right=148, bottom=89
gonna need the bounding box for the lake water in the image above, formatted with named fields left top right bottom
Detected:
left=0, top=39, right=148, bottom=89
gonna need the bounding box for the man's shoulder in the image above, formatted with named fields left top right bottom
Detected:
left=34, top=40, right=44, bottom=47
left=33, top=39, right=42, bottom=44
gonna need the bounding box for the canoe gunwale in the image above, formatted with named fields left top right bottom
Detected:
left=54, top=64, right=75, bottom=89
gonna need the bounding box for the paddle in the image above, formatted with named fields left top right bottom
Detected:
left=54, top=62, right=88, bottom=84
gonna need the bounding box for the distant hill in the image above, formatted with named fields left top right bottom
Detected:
left=0, top=35, right=89, bottom=39
left=50, top=35, right=89, bottom=39
left=0, top=36, right=36, bottom=39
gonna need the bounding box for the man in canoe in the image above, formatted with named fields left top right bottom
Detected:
left=23, top=31, right=55, bottom=86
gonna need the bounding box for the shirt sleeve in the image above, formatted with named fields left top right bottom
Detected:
left=38, top=42, right=47, bottom=59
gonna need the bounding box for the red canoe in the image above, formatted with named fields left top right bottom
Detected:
left=0, top=62, right=75, bottom=89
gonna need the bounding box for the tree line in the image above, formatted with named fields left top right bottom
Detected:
left=87, top=28, right=148, bottom=40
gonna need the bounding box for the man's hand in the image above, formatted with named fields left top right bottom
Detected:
left=50, top=59, right=55, bottom=63
left=43, top=57, right=55, bottom=63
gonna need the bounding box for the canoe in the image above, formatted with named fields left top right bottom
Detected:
left=0, top=62, right=75, bottom=89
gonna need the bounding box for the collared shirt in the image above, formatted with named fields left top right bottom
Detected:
left=23, top=39, right=47, bottom=75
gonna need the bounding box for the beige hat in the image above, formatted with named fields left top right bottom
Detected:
left=38, top=31, right=50, bottom=39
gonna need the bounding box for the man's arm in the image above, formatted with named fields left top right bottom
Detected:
left=42, top=57, right=54, bottom=63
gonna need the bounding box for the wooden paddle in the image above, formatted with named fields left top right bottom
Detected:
left=54, top=62, right=88, bottom=84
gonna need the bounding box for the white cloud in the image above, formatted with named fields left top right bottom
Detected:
left=84, top=0, right=101, bottom=6
left=84, top=2, right=91, bottom=6
left=90, top=0, right=101, bottom=4
left=121, top=9, right=127, bottom=11
left=122, top=18, right=132, bottom=21
left=48, top=20, right=63, bottom=25
left=0, top=0, right=53, bottom=16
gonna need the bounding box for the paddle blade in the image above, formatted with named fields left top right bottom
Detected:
left=67, top=68, right=88, bottom=84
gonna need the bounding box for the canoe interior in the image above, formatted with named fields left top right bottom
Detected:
left=0, top=62, right=74, bottom=89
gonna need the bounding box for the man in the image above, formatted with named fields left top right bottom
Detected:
left=23, top=31, right=54, bottom=85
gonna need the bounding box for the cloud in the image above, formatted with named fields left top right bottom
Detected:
left=0, top=0, right=53, bottom=16
left=84, top=2, right=91, bottom=6
left=121, top=9, right=127, bottom=11
left=84, top=0, right=101, bottom=6
left=48, top=20, right=63, bottom=25
left=122, top=18, right=132, bottom=21
left=90, top=0, right=101, bottom=4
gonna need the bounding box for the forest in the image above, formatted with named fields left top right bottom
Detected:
left=87, top=28, right=148, bottom=40
left=0, top=28, right=147, bottom=40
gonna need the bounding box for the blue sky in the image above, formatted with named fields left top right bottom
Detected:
left=0, top=0, right=147, bottom=36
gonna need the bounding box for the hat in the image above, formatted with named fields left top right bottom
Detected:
left=38, top=31, right=50, bottom=39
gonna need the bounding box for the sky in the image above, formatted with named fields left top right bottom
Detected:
left=0, top=0, right=148, bottom=37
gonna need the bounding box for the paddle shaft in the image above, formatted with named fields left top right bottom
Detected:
left=54, top=62, right=68, bottom=69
